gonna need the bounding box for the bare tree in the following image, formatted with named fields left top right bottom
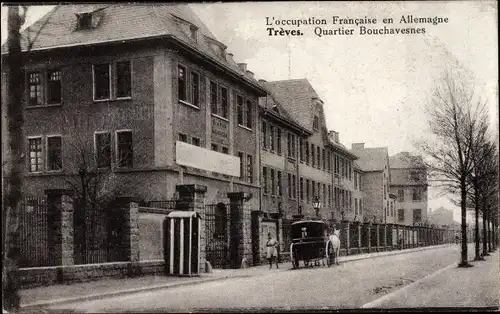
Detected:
left=418, top=67, right=488, bottom=268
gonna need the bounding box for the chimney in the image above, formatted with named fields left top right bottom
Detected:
left=237, top=63, right=247, bottom=72
left=352, top=143, right=365, bottom=149
left=226, top=52, right=234, bottom=63
left=328, top=131, right=339, bottom=143
left=246, top=70, right=254, bottom=79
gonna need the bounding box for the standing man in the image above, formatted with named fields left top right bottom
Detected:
left=266, top=232, right=279, bottom=269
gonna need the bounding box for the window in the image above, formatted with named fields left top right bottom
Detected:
left=222, top=146, right=229, bottom=154
left=354, top=172, right=358, bottom=189
left=117, top=131, right=133, bottom=168
left=287, top=174, right=292, bottom=198
left=93, top=64, right=111, bottom=100
left=191, top=137, right=201, bottom=147
left=323, top=184, right=326, bottom=205
left=47, top=70, right=62, bottom=104
left=245, top=100, right=252, bottom=128
left=246, top=154, right=253, bottom=183
left=238, top=152, right=244, bottom=179
left=95, top=132, right=111, bottom=168
left=28, top=137, right=43, bottom=172
left=410, top=170, right=420, bottom=181
left=306, top=179, right=310, bottom=202
left=359, top=200, right=363, bottom=215
left=261, top=121, right=268, bottom=149
left=47, top=136, right=62, bottom=171
left=322, top=149, right=325, bottom=169
left=311, top=144, right=315, bottom=167
left=237, top=95, right=244, bottom=126
left=355, top=199, right=358, bottom=215
left=178, top=65, right=187, bottom=102
left=312, top=180, right=316, bottom=199
left=277, top=171, right=282, bottom=196
left=292, top=175, right=296, bottom=199
left=263, top=167, right=268, bottom=194
left=299, top=138, right=304, bottom=162
left=398, top=189, right=404, bottom=202
left=76, top=13, right=92, bottom=30
left=210, top=81, right=218, bottom=114
left=191, top=72, right=199, bottom=107
left=287, top=133, right=296, bottom=158
left=178, top=133, right=188, bottom=143
left=413, top=188, right=422, bottom=201
left=384, top=185, right=387, bottom=199
left=277, top=128, right=282, bottom=154
left=220, top=87, right=228, bottom=118
left=270, top=169, right=276, bottom=195
left=413, top=209, right=422, bottom=223
left=28, top=72, right=43, bottom=106
left=313, top=116, right=319, bottom=131
left=300, top=177, right=304, bottom=200
left=211, top=143, right=218, bottom=151
left=328, top=185, right=332, bottom=206
left=305, top=142, right=309, bottom=164
left=189, top=25, right=197, bottom=41
left=316, top=146, right=320, bottom=168
left=270, top=125, right=275, bottom=151
left=116, top=61, right=131, bottom=98
left=398, top=209, right=405, bottom=222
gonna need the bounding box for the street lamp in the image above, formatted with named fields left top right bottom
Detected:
left=313, top=196, right=321, bottom=218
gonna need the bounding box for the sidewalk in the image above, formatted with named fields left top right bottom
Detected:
left=19, top=243, right=453, bottom=309
left=362, top=248, right=499, bottom=308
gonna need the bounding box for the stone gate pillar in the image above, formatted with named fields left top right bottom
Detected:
left=364, top=223, right=371, bottom=252
left=45, top=189, right=75, bottom=267
left=115, top=196, right=142, bottom=276
left=228, top=192, right=253, bottom=269
left=176, top=184, right=207, bottom=272
left=341, top=220, right=350, bottom=255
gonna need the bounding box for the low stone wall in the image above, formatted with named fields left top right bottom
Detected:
left=18, top=260, right=166, bottom=289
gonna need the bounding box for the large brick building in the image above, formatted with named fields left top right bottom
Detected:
left=1, top=4, right=267, bottom=205
left=389, top=151, right=428, bottom=226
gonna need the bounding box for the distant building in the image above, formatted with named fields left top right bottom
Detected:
left=350, top=144, right=391, bottom=223
left=428, top=206, right=455, bottom=228
left=389, top=152, right=428, bottom=226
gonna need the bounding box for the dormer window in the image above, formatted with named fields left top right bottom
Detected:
left=313, top=116, right=319, bottom=131
left=76, top=13, right=92, bottom=30
left=190, top=26, right=198, bottom=41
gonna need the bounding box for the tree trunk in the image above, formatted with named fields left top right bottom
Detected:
left=482, top=202, right=489, bottom=256
left=474, top=192, right=482, bottom=260
left=4, top=6, right=25, bottom=311
left=459, top=181, right=470, bottom=267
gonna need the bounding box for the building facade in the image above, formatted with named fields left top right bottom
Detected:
left=329, top=131, right=360, bottom=222
left=350, top=144, right=392, bottom=223
left=263, top=79, right=335, bottom=220
left=389, top=152, right=428, bottom=226
left=1, top=4, right=269, bottom=207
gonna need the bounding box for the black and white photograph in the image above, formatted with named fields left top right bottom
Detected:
left=1, top=1, right=498, bottom=313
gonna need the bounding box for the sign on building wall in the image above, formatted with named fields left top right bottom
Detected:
left=211, top=117, right=230, bottom=146
left=176, top=141, right=240, bottom=177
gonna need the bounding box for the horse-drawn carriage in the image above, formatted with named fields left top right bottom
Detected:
left=289, top=220, right=340, bottom=269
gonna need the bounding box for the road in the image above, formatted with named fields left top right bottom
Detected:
left=46, top=244, right=497, bottom=312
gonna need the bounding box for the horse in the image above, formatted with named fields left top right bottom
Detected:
left=328, top=229, right=341, bottom=265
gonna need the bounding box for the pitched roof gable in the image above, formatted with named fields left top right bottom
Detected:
left=262, top=79, right=321, bottom=132
left=349, top=147, right=388, bottom=172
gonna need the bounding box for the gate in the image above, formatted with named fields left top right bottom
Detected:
left=74, top=201, right=129, bottom=264
left=204, top=203, right=230, bottom=268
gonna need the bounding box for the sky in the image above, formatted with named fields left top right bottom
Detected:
left=1, top=2, right=498, bottom=223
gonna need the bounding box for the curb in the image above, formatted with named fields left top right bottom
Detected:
left=21, top=275, right=249, bottom=309
left=338, top=244, right=452, bottom=263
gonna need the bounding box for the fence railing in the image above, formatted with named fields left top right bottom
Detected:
left=18, top=196, right=57, bottom=267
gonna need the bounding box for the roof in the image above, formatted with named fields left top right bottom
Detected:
left=259, top=85, right=311, bottom=135
left=292, top=220, right=325, bottom=225
left=262, top=79, right=321, bottom=132
left=349, top=147, right=388, bottom=172
left=1, top=4, right=264, bottom=93
left=330, top=140, right=358, bottom=160
left=167, top=211, right=202, bottom=219
left=389, top=152, right=426, bottom=169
